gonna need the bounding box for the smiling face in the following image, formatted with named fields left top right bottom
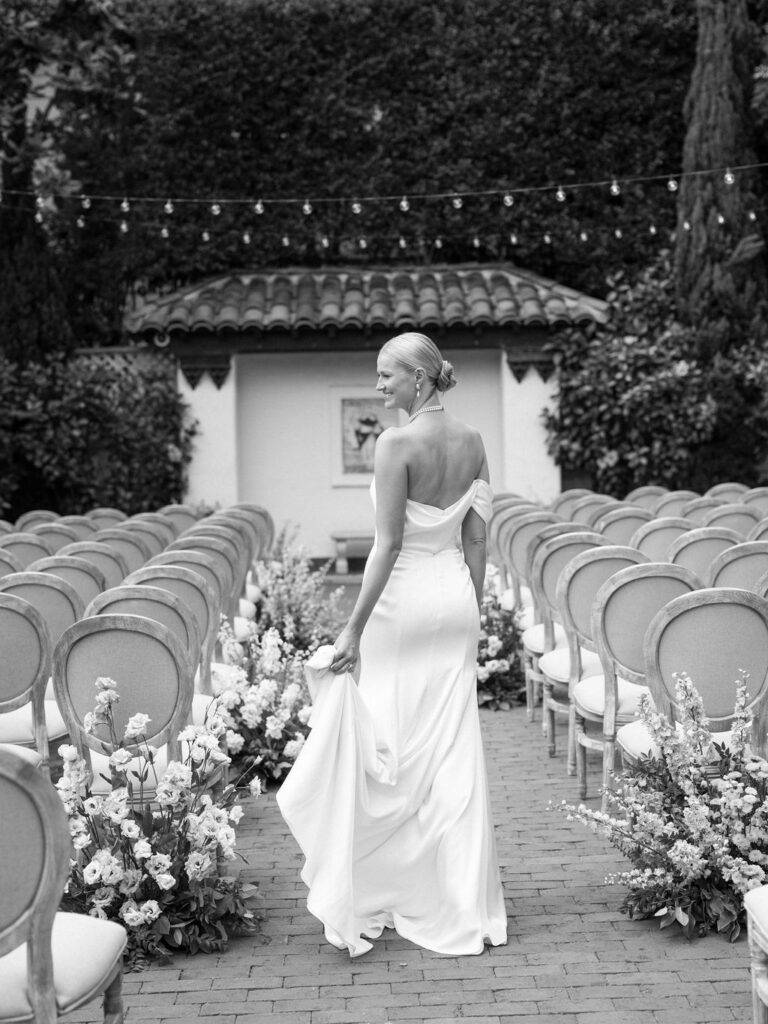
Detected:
left=376, top=351, right=417, bottom=412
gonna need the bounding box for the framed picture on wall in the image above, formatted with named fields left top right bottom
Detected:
left=329, top=386, right=402, bottom=486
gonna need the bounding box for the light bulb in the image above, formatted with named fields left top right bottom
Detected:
left=667, top=178, right=678, bottom=192
left=472, top=236, right=480, bottom=248
left=398, top=236, right=407, bottom=249
left=579, top=230, right=588, bottom=242
left=555, top=186, right=566, bottom=202
left=202, top=230, right=210, bottom=242
left=321, top=235, right=330, bottom=248
left=399, top=196, right=410, bottom=212
left=614, top=228, right=623, bottom=239
left=609, top=179, right=620, bottom=197
left=164, top=199, right=174, bottom=215
left=452, top=195, right=463, bottom=209
left=724, top=168, right=735, bottom=186
left=358, top=236, right=367, bottom=249
left=503, top=193, right=514, bottom=207
left=717, top=213, right=725, bottom=225
left=242, top=231, right=251, bottom=244
left=254, top=199, right=264, bottom=215
left=434, top=237, right=443, bottom=249
left=302, top=199, right=312, bottom=215
left=543, top=232, right=552, bottom=244
left=76, top=216, right=85, bottom=229
left=749, top=210, right=757, bottom=222
left=352, top=200, right=362, bottom=215
left=119, top=220, right=129, bottom=233
left=35, top=211, right=44, bottom=223
left=211, top=202, right=221, bottom=216
left=81, top=195, right=91, bottom=210
left=281, top=235, right=290, bottom=247
left=161, top=226, right=169, bottom=239
left=509, top=232, right=518, bottom=245
left=649, top=224, right=658, bottom=235
left=120, top=198, right=130, bottom=213
left=683, top=219, right=691, bottom=231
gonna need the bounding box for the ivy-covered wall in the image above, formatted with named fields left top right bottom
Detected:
left=61, top=0, right=698, bottom=342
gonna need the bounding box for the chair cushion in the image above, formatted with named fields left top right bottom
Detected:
left=233, top=616, right=252, bottom=642
left=0, top=912, right=126, bottom=1019
left=88, top=744, right=171, bottom=795
left=0, top=744, right=42, bottom=768
left=522, top=621, right=567, bottom=655
left=238, top=597, right=257, bottom=620
left=573, top=677, right=650, bottom=719
left=617, top=719, right=732, bottom=763
left=515, top=605, right=535, bottom=630
left=0, top=701, right=68, bottom=745
left=538, top=646, right=602, bottom=685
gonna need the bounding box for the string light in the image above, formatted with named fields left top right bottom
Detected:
left=398, top=236, right=407, bottom=249
left=201, top=229, right=210, bottom=241
left=210, top=202, right=221, bottom=216
left=609, top=179, right=621, bottom=196
left=509, top=232, right=518, bottom=245
left=302, top=199, right=312, bottom=215
left=749, top=210, right=757, bottom=222
left=434, top=237, right=443, bottom=249
left=358, top=236, right=367, bottom=249
left=164, top=199, right=174, bottom=214
left=120, top=198, right=130, bottom=213
left=724, top=168, right=735, bottom=186
left=242, top=230, right=251, bottom=244
left=614, top=228, right=623, bottom=239
left=321, top=234, right=330, bottom=248
left=502, top=193, right=514, bottom=207
left=399, top=196, right=410, bottom=212
left=667, top=178, right=678, bottom=192
left=76, top=215, right=85, bottom=229
left=281, top=234, right=290, bottom=247
left=472, top=235, right=481, bottom=249
left=81, top=195, right=91, bottom=209
left=351, top=199, right=362, bottom=214
left=161, top=226, right=170, bottom=239
left=119, top=219, right=129, bottom=233
left=683, top=219, right=691, bottom=231
left=555, top=186, right=566, bottom=202
left=452, top=195, right=463, bottom=209
left=543, top=232, right=552, bottom=244
left=254, top=199, right=264, bottom=215
left=649, top=224, right=658, bottom=235
left=579, top=230, right=588, bottom=241
left=717, top=212, right=725, bottom=225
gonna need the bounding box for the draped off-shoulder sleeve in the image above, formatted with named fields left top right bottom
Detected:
left=471, top=479, right=493, bottom=522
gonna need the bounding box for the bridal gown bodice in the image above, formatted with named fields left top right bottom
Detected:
left=277, top=477, right=507, bottom=957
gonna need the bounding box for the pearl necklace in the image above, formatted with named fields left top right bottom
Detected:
left=409, top=403, right=444, bottom=422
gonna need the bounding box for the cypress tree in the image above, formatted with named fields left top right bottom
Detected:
left=674, top=0, right=768, bottom=357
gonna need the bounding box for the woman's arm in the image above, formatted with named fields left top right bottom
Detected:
left=461, top=445, right=490, bottom=610
left=330, top=429, right=408, bottom=673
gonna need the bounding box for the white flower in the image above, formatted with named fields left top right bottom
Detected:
left=249, top=777, right=262, bottom=798
left=83, top=712, right=97, bottom=734
left=140, top=899, right=162, bottom=922
left=58, top=744, right=80, bottom=763
left=298, top=705, right=312, bottom=724
left=283, top=736, right=305, bottom=760
left=95, top=676, right=118, bottom=691
left=133, top=839, right=152, bottom=860
left=185, top=851, right=213, bottom=881
left=83, top=860, right=102, bottom=885
left=499, top=589, right=516, bottom=612
left=118, top=868, right=143, bottom=895
left=154, top=872, right=176, bottom=891
left=226, top=730, right=245, bottom=755
left=121, top=819, right=141, bottom=839
left=265, top=714, right=284, bottom=740
left=147, top=853, right=172, bottom=876
left=229, top=805, right=244, bottom=824
left=119, top=900, right=145, bottom=927
left=108, top=748, right=133, bottom=769
left=124, top=713, right=151, bottom=740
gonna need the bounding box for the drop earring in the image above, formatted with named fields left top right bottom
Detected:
left=416, top=382, right=421, bottom=397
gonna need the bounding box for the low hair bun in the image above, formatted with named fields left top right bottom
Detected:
left=436, top=359, right=457, bottom=392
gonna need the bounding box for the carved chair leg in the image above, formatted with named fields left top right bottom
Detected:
left=103, top=968, right=124, bottom=1024
left=566, top=702, right=577, bottom=777
left=543, top=686, right=556, bottom=757
left=601, top=738, right=616, bottom=814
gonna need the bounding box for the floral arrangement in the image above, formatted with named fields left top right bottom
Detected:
left=559, top=671, right=766, bottom=941
left=56, top=677, right=262, bottom=969
left=215, top=622, right=313, bottom=785
left=476, top=566, right=526, bottom=710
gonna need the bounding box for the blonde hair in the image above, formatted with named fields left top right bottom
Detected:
left=380, top=332, right=457, bottom=392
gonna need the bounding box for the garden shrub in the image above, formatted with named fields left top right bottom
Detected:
left=543, top=251, right=768, bottom=496
left=0, top=350, right=197, bottom=519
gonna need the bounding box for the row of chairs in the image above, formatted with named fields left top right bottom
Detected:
left=490, top=484, right=768, bottom=811
left=0, top=499, right=276, bottom=1023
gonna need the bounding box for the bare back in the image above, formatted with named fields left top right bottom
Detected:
left=400, top=412, right=488, bottom=509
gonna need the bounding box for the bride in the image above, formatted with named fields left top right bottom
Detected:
left=277, top=331, right=508, bottom=957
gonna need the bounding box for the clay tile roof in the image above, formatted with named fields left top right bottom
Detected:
left=125, top=263, right=608, bottom=340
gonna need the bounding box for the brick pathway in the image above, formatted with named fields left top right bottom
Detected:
left=69, top=706, right=753, bottom=1023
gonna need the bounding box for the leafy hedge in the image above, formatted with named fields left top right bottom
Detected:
left=57, top=0, right=698, bottom=341
left=543, top=252, right=768, bottom=495
left=0, top=352, right=197, bottom=520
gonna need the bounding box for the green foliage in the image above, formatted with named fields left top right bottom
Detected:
left=0, top=352, right=197, bottom=519
left=55, top=0, right=698, bottom=339
left=477, top=566, right=526, bottom=710
left=543, top=252, right=768, bottom=495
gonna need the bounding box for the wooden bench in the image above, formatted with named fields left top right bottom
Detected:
left=331, top=531, right=374, bottom=574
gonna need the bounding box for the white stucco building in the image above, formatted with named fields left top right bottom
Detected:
left=126, top=263, right=607, bottom=560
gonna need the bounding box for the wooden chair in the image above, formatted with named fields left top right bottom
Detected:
left=84, top=586, right=216, bottom=728
left=0, top=747, right=127, bottom=1023
left=124, top=565, right=219, bottom=696
left=500, top=510, right=561, bottom=625
left=0, top=550, right=24, bottom=579
left=55, top=515, right=99, bottom=540
left=667, top=526, right=743, bottom=578
left=0, top=521, right=14, bottom=536
left=680, top=495, right=727, bottom=525
left=524, top=532, right=608, bottom=741
left=119, top=520, right=168, bottom=558
left=623, top=484, right=667, bottom=509
left=157, top=503, right=201, bottom=533
left=94, top=528, right=151, bottom=574
left=628, top=517, right=693, bottom=560
left=27, top=522, right=80, bottom=554
left=593, top=505, right=653, bottom=545
left=752, top=520, right=768, bottom=543
left=128, top=511, right=178, bottom=542
left=569, top=494, right=617, bottom=526
left=148, top=550, right=227, bottom=628
left=14, top=510, right=58, bottom=532
left=617, top=588, right=768, bottom=767
left=701, top=502, right=762, bottom=537
left=53, top=614, right=195, bottom=796
left=85, top=507, right=127, bottom=529
left=0, top=572, right=84, bottom=648
left=27, top=556, right=107, bottom=609
left=227, top=503, right=275, bottom=556
left=550, top=489, right=593, bottom=518
left=166, top=534, right=240, bottom=618
left=0, top=533, right=55, bottom=569
left=706, top=481, right=750, bottom=502
left=576, top=562, right=702, bottom=808
left=0, top=593, right=56, bottom=773
left=745, top=885, right=768, bottom=1024
left=653, top=490, right=699, bottom=517
left=743, top=488, right=768, bottom=518
left=709, top=542, right=768, bottom=589
left=58, top=541, right=129, bottom=590
left=543, top=545, right=648, bottom=770
left=488, top=502, right=541, bottom=583
left=182, top=522, right=254, bottom=617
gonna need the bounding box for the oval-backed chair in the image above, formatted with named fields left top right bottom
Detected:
left=53, top=614, right=195, bottom=797
left=680, top=495, right=727, bottom=525
left=617, top=588, right=768, bottom=767
left=569, top=494, right=618, bottom=526
left=700, top=502, right=762, bottom=537
left=575, top=562, right=702, bottom=808
left=27, top=522, right=81, bottom=553
left=593, top=505, right=653, bottom=545
left=166, top=534, right=240, bottom=618
left=0, top=533, right=55, bottom=569
left=129, top=511, right=179, bottom=542
left=709, top=542, right=768, bottom=590
left=742, top=487, right=768, bottom=518
left=58, top=541, right=129, bottom=590
left=705, top=481, right=750, bottom=502
left=628, top=517, right=694, bottom=561
left=543, top=545, right=649, bottom=770
left=0, top=549, right=24, bottom=579
left=147, top=550, right=227, bottom=631
left=623, top=485, right=668, bottom=509
left=85, top=507, right=128, bottom=529
left=653, top=490, right=699, bottom=517
left=0, top=746, right=127, bottom=1022
left=119, top=520, right=168, bottom=559
left=27, top=556, right=107, bottom=609
left=500, top=510, right=562, bottom=629
left=227, top=503, right=275, bottom=557
left=14, top=510, right=58, bottom=532
left=667, top=526, right=743, bottom=579
left=158, top=503, right=201, bottom=534
left=0, top=572, right=83, bottom=649
left=488, top=502, right=541, bottom=584
left=0, top=521, right=14, bottom=536
left=55, top=515, right=100, bottom=540
left=93, top=527, right=152, bottom=575
left=550, top=489, right=593, bottom=518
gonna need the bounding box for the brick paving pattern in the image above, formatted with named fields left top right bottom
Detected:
left=67, top=706, right=752, bottom=1023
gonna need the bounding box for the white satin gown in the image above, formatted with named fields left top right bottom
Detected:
left=277, top=478, right=507, bottom=956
